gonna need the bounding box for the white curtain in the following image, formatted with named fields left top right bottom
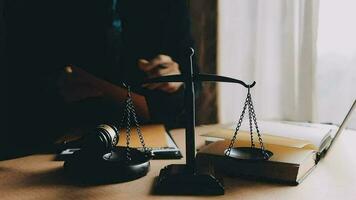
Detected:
left=218, top=0, right=320, bottom=123
left=316, top=0, right=356, bottom=129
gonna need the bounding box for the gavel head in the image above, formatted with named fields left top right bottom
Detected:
left=81, top=124, right=119, bottom=154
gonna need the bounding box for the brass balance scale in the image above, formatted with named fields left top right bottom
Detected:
left=64, top=48, right=273, bottom=194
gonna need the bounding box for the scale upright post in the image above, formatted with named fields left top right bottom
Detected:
left=185, top=48, right=197, bottom=174
left=142, top=48, right=255, bottom=195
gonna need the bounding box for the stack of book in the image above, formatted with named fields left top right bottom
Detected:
left=197, top=100, right=355, bottom=185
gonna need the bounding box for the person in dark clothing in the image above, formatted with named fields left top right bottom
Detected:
left=3, top=0, right=198, bottom=159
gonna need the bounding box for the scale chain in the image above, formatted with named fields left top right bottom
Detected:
left=121, top=84, right=148, bottom=161
left=248, top=96, right=268, bottom=158
left=225, top=88, right=268, bottom=159
left=127, top=97, right=147, bottom=152
left=125, top=94, right=132, bottom=161
left=247, top=92, right=255, bottom=148
left=225, top=95, right=249, bottom=156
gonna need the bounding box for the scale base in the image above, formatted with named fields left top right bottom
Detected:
left=64, top=147, right=150, bottom=184
left=154, top=164, right=224, bottom=195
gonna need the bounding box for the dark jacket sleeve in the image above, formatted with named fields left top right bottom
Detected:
left=143, top=0, right=201, bottom=128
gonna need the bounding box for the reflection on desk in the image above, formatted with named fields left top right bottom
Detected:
left=0, top=127, right=356, bottom=200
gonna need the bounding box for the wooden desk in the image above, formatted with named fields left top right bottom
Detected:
left=1, top=127, right=356, bottom=200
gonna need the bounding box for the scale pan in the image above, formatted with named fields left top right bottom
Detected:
left=225, top=147, right=273, bottom=161
left=64, top=147, right=151, bottom=184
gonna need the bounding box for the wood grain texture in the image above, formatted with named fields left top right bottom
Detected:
left=1, top=127, right=356, bottom=200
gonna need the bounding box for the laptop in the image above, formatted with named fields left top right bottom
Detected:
left=319, top=99, right=356, bottom=160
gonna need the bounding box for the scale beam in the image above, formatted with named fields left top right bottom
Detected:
left=195, top=74, right=255, bottom=88
left=141, top=74, right=255, bottom=89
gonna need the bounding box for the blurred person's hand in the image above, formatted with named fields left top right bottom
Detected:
left=57, top=65, right=103, bottom=103
left=138, top=55, right=183, bottom=93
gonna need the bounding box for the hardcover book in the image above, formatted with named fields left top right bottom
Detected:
left=197, top=100, right=355, bottom=184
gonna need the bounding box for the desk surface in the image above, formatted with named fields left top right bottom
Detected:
left=1, top=127, right=356, bottom=200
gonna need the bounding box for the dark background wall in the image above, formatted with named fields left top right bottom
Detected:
left=1, top=0, right=8, bottom=127
left=189, top=0, right=218, bottom=125
left=1, top=0, right=5, bottom=64
left=1, top=0, right=218, bottom=126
